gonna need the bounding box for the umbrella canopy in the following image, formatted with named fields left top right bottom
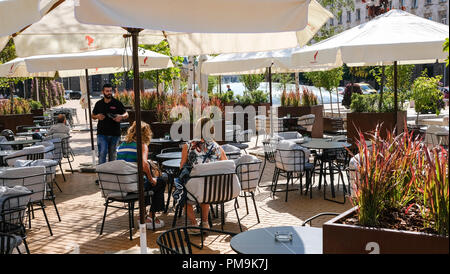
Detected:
left=25, top=47, right=174, bottom=77
left=201, top=47, right=301, bottom=76
left=0, top=0, right=59, bottom=36
left=75, top=0, right=312, bottom=33
left=0, top=57, right=56, bottom=77
left=10, top=0, right=332, bottom=57
left=0, top=47, right=173, bottom=77
left=291, top=9, right=449, bottom=69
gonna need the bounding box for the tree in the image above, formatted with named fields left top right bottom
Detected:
left=240, top=74, right=263, bottom=92
left=370, top=64, right=414, bottom=109
left=304, top=67, right=344, bottom=116
left=273, top=73, right=294, bottom=92
left=139, top=40, right=184, bottom=93
left=444, top=38, right=449, bottom=67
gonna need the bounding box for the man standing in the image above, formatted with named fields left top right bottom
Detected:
left=92, top=83, right=128, bottom=164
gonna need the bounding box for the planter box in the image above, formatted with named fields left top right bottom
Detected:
left=277, top=105, right=323, bottom=138
left=346, top=111, right=407, bottom=144
left=31, top=108, right=44, bottom=116
left=127, top=110, right=158, bottom=126
left=323, top=207, right=449, bottom=254
left=225, top=103, right=271, bottom=132
left=0, top=113, right=35, bottom=133
left=151, top=119, right=226, bottom=142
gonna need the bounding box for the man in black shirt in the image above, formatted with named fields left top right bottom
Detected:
left=92, top=83, right=128, bottom=164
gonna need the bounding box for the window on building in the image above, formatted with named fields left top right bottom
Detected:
left=424, top=13, right=433, bottom=20
left=400, top=0, right=404, bottom=6
left=347, top=10, right=351, bottom=23
left=411, top=0, right=418, bottom=8
left=426, top=0, right=433, bottom=5
left=330, top=18, right=334, bottom=26
left=439, top=11, right=447, bottom=24
left=356, top=9, right=361, bottom=21
left=338, top=13, right=342, bottom=24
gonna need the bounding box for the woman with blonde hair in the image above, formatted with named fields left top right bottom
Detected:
left=116, top=121, right=167, bottom=229
left=175, top=117, right=228, bottom=233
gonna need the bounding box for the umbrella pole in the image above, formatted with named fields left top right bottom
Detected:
left=269, top=66, right=273, bottom=136
left=85, top=69, right=96, bottom=165
left=129, top=28, right=147, bottom=254
left=378, top=66, right=385, bottom=111
left=394, top=61, right=398, bottom=113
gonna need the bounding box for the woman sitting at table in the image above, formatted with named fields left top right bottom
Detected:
left=116, top=121, right=167, bottom=230
left=179, top=117, right=228, bottom=231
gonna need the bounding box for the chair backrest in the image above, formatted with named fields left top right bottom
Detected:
left=262, top=140, right=276, bottom=163
left=4, top=145, right=46, bottom=167
left=330, top=118, right=344, bottom=132
left=47, top=138, right=63, bottom=162
left=156, top=227, right=193, bottom=254
left=95, top=160, right=139, bottom=200
left=297, top=114, right=315, bottom=132
left=276, top=148, right=308, bottom=172
left=0, top=187, right=32, bottom=234
left=186, top=160, right=240, bottom=204
left=0, top=167, right=47, bottom=203
left=60, top=136, right=71, bottom=157
left=0, top=232, right=20, bottom=254
left=189, top=173, right=236, bottom=204
left=235, top=159, right=262, bottom=192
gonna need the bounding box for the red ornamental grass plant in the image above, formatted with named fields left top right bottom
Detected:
left=351, top=125, right=422, bottom=227
left=415, top=147, right=449, bottom=236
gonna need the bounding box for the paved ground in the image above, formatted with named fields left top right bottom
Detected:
left=17, top=99, right=361, bottom=253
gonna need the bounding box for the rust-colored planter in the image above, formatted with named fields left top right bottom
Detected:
left=346, top=111, right=407, bottom=144
left=31, top=108, right=44, bottom=116
left=277, top=105, right=323, bottom=138
left=0, top=113, right=35, bottom=133
left=127, top=110, right=158, bottom=126
left=323, top=207, right=449, bottom=254
left=151, top=119, right=226, bottom=142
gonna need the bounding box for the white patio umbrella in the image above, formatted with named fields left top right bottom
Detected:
left=8, top=0, right=332, bottom=57
left=69, top=0, right=329, bottom=254
left=290, top=9, right=449, bottom=112
left=23, top=47, right=173, bottom=166
left=291, top=9, right=448, bottom=69
left=0, top=0, right=60, bottom=36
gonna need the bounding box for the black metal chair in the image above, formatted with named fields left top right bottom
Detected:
left=47, top=138, right=66, bottom=182
left=0, top=232, right=22, bottom=254
left=0, top=191, right=32, bottom=254
left=0, top=168, right=53, bottom=236
left=3, top=151, right=45, bottom=167
left=235, top=160, right=262, bottom=225
left=61, top=136, right=75, bottom=174
left=257, top=140, right=277, bottom=187
left=156, top=226, right=236, bottom=254
left=301, top=212, right=340, bottom=227
left=312, top=147, right=348, bottom=204
left=96, top=169, right=154, bottom=240
left=172, top=172, right=241, bottom=247
left=273, top=148, right=314, bottom=202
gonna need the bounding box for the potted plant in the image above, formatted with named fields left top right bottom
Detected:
left=28, top=99, right=44, bottom=116
left=123, top=90, right=160, bottom=126
left=410, top=72, right=445, bottom=125
left=277, top=87, right=323, bottom=138
left=322, top=126, right=449, bottom=254
left=0, top=98, right=34, bottom=133
left=346, top=91, right=407, bottom=144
